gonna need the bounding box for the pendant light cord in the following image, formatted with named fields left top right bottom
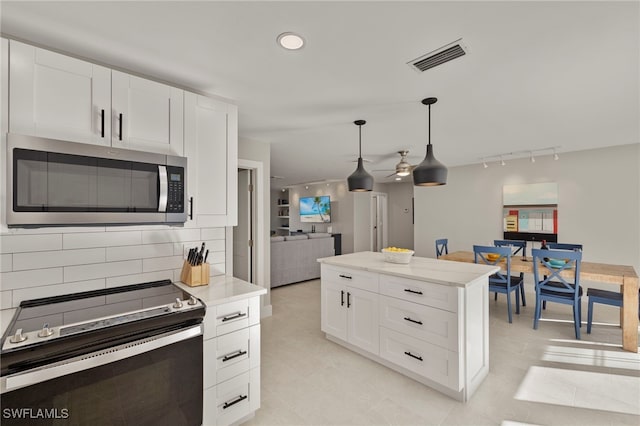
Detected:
left=428, top=104, right=431, bottom=146
left=358, top=124, right=362, bottom=158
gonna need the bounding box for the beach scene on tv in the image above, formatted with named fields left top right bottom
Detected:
left=300, top=196, right=331, bottom=223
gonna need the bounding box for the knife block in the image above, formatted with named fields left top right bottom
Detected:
left=180, top=261, right=210, bottom=287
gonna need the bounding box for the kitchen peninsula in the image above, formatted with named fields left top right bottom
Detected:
left=318, top=251, right=499, bottom=402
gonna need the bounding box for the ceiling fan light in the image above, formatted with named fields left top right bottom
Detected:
left=396, top=170, right=411, bottom=177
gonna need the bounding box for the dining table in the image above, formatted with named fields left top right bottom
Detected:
left=439, top=250, right=639, bottom=353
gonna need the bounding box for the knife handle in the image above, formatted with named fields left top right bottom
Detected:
left=204, top=250, right=209, bottom=264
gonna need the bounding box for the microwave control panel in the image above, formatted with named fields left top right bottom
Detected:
left=166, top=166, right=185, bottom=213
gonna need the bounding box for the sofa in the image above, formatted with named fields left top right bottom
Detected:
left=270, top=233, right=335, bottom=288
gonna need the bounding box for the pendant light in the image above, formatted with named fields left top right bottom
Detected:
left=413, top=97, right=448, bottom=186
left=347, top=120, right=373, bottom=192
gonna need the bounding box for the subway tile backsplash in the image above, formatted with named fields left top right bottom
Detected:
left=0, top=226, right=226, bottom=308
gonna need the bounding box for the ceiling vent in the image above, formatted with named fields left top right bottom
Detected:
left=408, top=38, right=468, bottom=73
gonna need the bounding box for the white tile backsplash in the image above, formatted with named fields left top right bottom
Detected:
left=0, top=254, right=11, bottom=272
left=142, top=256, right=184, bottom=273
left=1, top=267, right=63, bottom=290
left=0, top=234, right=62, bottom=253
left=64, top=260, right=142, bottom=282
left=13, top=248, right=106, bottom=271
left=12, top=279, right=106, bottom=307
left=105, top=273, right=145, bottom=288
left=106, top=243, right=174, bottom=262
left=211, top=262, right=225, bottom=276
left=201, top=228, right=225, bottom=240
left=204, top=239, right=226, bottom=252
left=141, top=228, right=201, bottom=244
left=0, top=291, right=12, bottom=310
left=64, top=231, right=142, bottom=249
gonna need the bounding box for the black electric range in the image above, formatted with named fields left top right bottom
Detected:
left=1, top=279, right=205, bottom=377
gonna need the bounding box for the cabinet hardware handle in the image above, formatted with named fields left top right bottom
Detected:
left=403, top=317, right=423, bottom=325
left=404, top=351, right=423, bottom=361
left=404, top=289, right=423, bottom=295
left=100, top=109, right=105, bottom=138
left=221, top=312, right=247, bottom=322
left=222, top=350, right=247, bottom=362
left=223, top=394, right=248, bottom=409
left=341, top=290, right=345, bottom=306
left=119, top=113, right=123, bottom=141
left=338, top=274, right=352, bottom=280
left=188, top=196, right=194, bottom=220
left=347, top=292, right=351, bottom=308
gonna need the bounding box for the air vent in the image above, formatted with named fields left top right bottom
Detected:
left=408, top=39, right=468, bottom=73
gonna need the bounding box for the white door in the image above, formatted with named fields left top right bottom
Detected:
left=347, top=287, right=379, bottom=354
left=111, top=70, right=183, bottom=156
left=233, top=169, right=252, bottom=282
left=370, top=194, right=388, bottom=251
left=321, top=281, right=348, bottom=341
left=9, top=40, right=111, bottom=145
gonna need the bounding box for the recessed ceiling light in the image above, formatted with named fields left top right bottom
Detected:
left=277, top=32, right=305, bottom=50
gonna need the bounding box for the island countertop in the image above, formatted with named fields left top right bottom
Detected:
left=318, top=251, right=499, bottom=288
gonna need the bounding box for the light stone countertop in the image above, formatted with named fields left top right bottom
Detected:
left=175, top=275, right=267, bottom=307
left=318, top=251, right=499, bottom=288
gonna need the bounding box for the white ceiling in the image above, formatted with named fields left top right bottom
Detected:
left=1, top=1, right=638, bottom=189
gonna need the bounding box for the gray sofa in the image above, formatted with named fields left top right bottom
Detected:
left=270, top=233, right=335, bottom=288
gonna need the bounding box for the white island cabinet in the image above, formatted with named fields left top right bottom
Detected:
left=175, top=276, right=266, bottom=426
left=319, top=251, right=498, bottom=402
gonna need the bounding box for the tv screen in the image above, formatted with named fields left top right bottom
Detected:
left=299, top=196, right=331, bottom=223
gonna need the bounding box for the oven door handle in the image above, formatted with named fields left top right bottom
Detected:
left=2, top=325, right=202, bottom=393
left=158, top=165, right=168, bottom=212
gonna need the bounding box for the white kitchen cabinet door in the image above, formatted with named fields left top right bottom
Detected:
left=321, top=281, right=348, bottom=341
left=9, top=40, right=111, bottom=145
left=347, top=287, right=379, bottom=354
left=184, top=92, right=238, bottom=227
left=111, top=70, right=183, bottom=156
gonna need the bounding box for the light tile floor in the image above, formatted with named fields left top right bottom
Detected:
left=245, top=279, right=640, bottom=426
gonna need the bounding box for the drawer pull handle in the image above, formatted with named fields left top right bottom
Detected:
left=347, top=292, right=351, bottom=308
left=118, top=113, right=123, bottom=141
left=404, top=351, right=423, bottom=361
left=404, top=289, right=423, bottom=295
left=100, top=109, right=105, bottom=138
left=403, top=317, right=423, bottom=325
left=222, top=350, right=247, bottom=362
left=221, top=312, right=247, bottom=322
left=339, top=274, right=352, bottom=280
left=223, top=394, right=248, bottom=409
left=341, top=290, right=345, bottom=306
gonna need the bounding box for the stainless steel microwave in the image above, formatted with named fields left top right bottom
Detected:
left=6, top=134, right=188, bottom=227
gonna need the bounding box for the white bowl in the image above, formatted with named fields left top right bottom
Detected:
left=381, top=248, right=415, bottom=264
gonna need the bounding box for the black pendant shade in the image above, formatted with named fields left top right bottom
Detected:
left=413, top=97, right=448, bottom=186
left=348, top=120, right=374, bottom=192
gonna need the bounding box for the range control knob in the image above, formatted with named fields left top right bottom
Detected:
left=38, top=323, right=54, bottom=338
left=188, top=295, right=198, bottom=306
left=10, top=328, right=27, bottom=344
left=173, top=298, right=183, bottom=309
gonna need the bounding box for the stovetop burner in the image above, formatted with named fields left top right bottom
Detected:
left=1, top=280, right=205, bottom=376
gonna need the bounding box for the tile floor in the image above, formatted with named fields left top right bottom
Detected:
left=245, top=279, right=640, bottom=426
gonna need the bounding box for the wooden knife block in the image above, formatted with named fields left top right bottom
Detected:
left=180, top=261, right=210, bottom=287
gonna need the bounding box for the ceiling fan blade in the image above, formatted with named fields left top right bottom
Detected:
left=385, top=172, right=397, bottom=178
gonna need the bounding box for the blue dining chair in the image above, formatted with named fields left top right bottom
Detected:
left=547, top=243, right=583, bottom=251
left=494, top=239, right=527, bottom=306
left=587, top=288, right=640, bottom=333
left=532, top=248, right=583, bottom=339
left=474, top=245, right=524, bottom=323
left=435, top=238, right=448, bottom=258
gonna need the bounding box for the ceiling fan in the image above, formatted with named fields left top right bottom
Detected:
left=373, top=150, right=416, bottom=178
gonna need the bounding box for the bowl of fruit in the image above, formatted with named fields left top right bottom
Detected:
left=381, top=247, right=415, bottom=264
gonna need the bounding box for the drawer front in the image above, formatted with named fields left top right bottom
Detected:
left=216, top=327, right=251, bottom=384
left=379, top=326, right=459, bottom=391
left=379, top=295, right=458, bottom=352
left=379, top=274, right=458, bottom=312
left=214, top=368, right=260, bottom=426
left=216, top=299, right=250, bottom=336
left=321, top=264, right=379, bottom=292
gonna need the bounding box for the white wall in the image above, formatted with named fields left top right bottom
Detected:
left=414, top=144, right=640, bottom=272
left=379, top=182, right=414, bottom=249
left=238, top=137, right=271, bottom=314
left=287, top=181, right=355, bottom=254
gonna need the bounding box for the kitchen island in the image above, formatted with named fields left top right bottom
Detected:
left=318, top=251, right=498, bottom=402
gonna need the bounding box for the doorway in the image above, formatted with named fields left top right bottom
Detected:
left=371, top=193, right=388, bottom=251
left=233, top=168, right=255, bottom=282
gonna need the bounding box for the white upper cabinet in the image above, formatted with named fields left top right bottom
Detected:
left=184, top=92, right=238, bottom=227
left=111, top=71, right=183, bottom=156
left=9, top=40, right=111, bottom=145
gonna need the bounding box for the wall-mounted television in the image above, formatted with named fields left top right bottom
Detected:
left=299, top=196, right=331, bottom=223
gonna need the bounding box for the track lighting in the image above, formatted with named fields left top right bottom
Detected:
left=530, top=152, right=535, bottom=163
left=500, top=156, right=505, bottom=166
left=479, top=146, right=561, bottom=168
left=553, top=149, right=559, bottom=160
left=483, top=161, right=488, bottom=168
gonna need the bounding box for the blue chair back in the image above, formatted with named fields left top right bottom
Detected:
left=494, top=239, right=526, bottom=257
left=547, top=243, right=582, bottom=252
left=532, top=248, right=582, bottom=301
left=435, top=238, right=448, bottom=258
left=474, top=245, right=513, bottom=284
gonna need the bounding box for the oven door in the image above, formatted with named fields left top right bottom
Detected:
left=0, top=325, right=203, bottom=426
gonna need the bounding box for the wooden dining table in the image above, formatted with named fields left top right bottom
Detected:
left=440, top=251, right=639, bottom=353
